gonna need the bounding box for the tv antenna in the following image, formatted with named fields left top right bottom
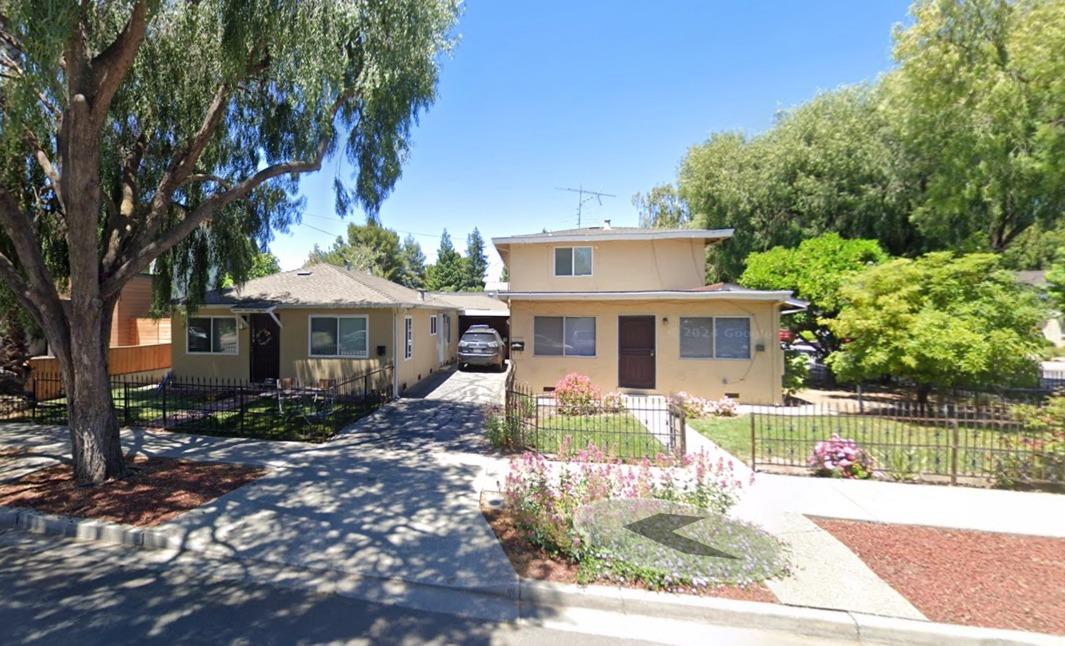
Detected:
left=555, top=185, right=615, bottom=227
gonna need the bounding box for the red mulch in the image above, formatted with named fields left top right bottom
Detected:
left=812, top=517, right=1065, bottom=635
left=0, top=456, right=266, bottom=527
left=482, top=501, right=777, bottom=603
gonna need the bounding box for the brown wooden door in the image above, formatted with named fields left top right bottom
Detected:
left=249, top=314, right=280, bottom=382
left=618, top=316, right=655, bottom=389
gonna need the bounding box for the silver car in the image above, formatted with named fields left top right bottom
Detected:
left=458, top=325, right=506, bottom=371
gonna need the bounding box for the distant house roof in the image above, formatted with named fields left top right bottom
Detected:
left=492, top=226, right=733, bottom=248
left=198, top=263, right=452, bottom=310
left=431, top=291, right=509, bottom=316
left=1016, top=270, right=1048, bottom=288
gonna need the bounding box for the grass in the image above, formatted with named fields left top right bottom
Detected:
left=524, top=412, right=666, bottom=459
left=691, top=413, right=1050, bottom=480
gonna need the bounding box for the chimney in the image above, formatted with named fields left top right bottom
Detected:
left=343, top=260, right=352, bottom=271
left=418, top=289, right=426, bottom=301
left=603, top=219, right=612, bottom=229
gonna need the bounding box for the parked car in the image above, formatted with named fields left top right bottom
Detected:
left=458, top=325, right=506, bottom=371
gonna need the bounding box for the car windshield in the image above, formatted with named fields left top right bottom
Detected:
left=462, top=332, right=497, bottom=343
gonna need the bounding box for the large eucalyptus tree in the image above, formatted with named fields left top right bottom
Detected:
left=0, top=1, right=458, bottom=483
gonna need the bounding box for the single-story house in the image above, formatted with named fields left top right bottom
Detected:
left=171, top=263, right=459, bottom=395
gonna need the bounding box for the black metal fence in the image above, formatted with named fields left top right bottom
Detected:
left=0, top=366, right=394, bottom=442
left=748, top=400, right=1063, bottom=487
left=504, top=376, right=686, bottom=460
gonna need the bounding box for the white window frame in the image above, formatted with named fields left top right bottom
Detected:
left=307, top=314, right=370, bottom=359
left=186, top=315, right=240, bottom=356
left=553, top=246, right=593, bottom=277
left=533, top=316, right=597, bottom=358
left=713, top=316, right=753, bottom=361
left=404, top=316, right=413, bottom=360
left=430, top=314, right=438, bottom=336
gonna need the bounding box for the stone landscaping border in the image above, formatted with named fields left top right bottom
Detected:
left=2, top=503, right=1060, bottom=646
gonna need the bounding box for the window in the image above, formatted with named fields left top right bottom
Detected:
left=430, top=315, right=438, bottom=336
left=308, top=315, right=368, bottom=357
left=444, top=314, right=451, bottom=342
left=404, top=316, right=413, bottom=360
left=714, top=317, right=751, bottom=359
left=187, top=317, right=238, bottom=355
left=534, top=316, right=596, bottom=356
left=554, top=247, right=592, bottom=277
left=679, top=317, right=713, bottom=358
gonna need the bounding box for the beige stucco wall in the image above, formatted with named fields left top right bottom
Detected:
left=171, top=310, right=251, bottom=381
left=507, top=299, right=783, bottom=404
left=504, top=239, right=707, bottom=292
left=172, top=306, right=459, bottom=391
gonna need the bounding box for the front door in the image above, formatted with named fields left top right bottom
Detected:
left=618, top=316, right=655, bottom=389
left=249, top=313, right=280, bottom=382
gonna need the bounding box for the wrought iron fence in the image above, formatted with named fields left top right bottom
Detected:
left=504, top=377, right=686, bottom=460
left=0, top=365, right=394, bottom=442
left=748, top=400, right=1063, bottom=487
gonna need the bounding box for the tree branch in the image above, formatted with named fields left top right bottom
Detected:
left=0, top=249, right=44, bottom=329
left=182, top=174, right=233, bottom=190
left=89, top=1, right=147, bottom=127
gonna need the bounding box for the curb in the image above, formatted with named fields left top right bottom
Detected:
left=3, top=506, right=1061, bottom=645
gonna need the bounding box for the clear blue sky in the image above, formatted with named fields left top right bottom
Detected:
left=271, top=0, right=913, bottom=278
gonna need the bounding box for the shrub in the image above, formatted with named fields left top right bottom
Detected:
left=555, top=373, right=601, bottom=415
left=601, top=391, right=627, bottom=413
left=808, top=433, right=873, bottom=479
left=483, top=405, right=518, bottom=451
left=995, top=395, right=1065, bottom=487
left=672, top=392, right=739, bottom=419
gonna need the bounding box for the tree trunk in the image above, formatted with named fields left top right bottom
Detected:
left=65, top=298, right=125, bottom=485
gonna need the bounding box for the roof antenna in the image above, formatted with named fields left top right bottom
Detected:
left=555, top=185, right=615, bottom=227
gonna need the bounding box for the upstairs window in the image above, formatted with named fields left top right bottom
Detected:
left=554, top=247, right=592, bottom=277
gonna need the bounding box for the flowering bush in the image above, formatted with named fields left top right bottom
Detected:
left=600, top=391, right=627, bottom=413
left=808, top=434, right=873, bottom=479
left=995, top=395, right=1065, bottom=488
left=504, top=445, right=746, bottom=559
left=554, top=373, right=601, bottom=415
left=672, top=392, right=739, bottom=419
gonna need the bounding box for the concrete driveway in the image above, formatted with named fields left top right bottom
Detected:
left=403, top=363, right=510, bottom=406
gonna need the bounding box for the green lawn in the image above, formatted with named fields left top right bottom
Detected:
left=523, top=412, right=666, bottom=459
left=691, top=413, right=1048, bottom=480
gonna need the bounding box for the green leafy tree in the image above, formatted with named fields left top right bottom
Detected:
left=887, top=0, right=1065, bottom=252
left=826, top=252, right=1048, bottom=399
left=500, top=265, right=509, bottom=283
left=0, top=1, right=458, bottom=483
left=740, top=233, right=889, bottom=359
left=307, top=222, right=402, bottom=281
left=633, top=184, right=690, bottom=228
left=397, top=234, right=427, bottom=289
left=679, top=86, right=920, bottom=280
left=221, top=250, right=280, bottom=287
left=464, top=227, right=487, bottom=291
left=1047, top=249, right=1065, bottom=314
left=425, top=229, right=467, bottom=291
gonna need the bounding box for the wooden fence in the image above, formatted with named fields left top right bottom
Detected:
left=27, top=343, right=171, bottom=399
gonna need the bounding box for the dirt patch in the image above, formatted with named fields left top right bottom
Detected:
left=0, top=456, right=266, bottom=527
left=482, top=500, right=776, bottom=603
left=812, top=517, right=1065, bottom=635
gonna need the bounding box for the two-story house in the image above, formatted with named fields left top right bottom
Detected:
left=493, top=226, right=794, bottom=404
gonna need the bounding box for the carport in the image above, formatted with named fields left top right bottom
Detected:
left=432, top=291, right=510, bottom=356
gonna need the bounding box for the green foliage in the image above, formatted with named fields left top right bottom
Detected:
left=995, top=395, right=1065, bottom=487
left=826, top=252, right=1049, bottom=390
left=783, top=349, right=809, bottom=397
left=632, top=184, right=690, bottom=228
left=1047, top=249, right=1065, bottom=314
left=307, top=222, right=402, bottom=281
left=740, top=233, right=888, bottom=357
left=887, top=0, right=1065, bottom=252
left=397, top=234, right=428, bottom=289
left=221, top=250, right=280, bottom=287
left=464, top=227, right=487, bottom=291
left=425, top=229, right=468, bottom=291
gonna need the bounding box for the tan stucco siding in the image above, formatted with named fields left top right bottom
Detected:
left=504, top=239, right=707, bottom=292
left=507, top=299, right=782, bottom=404
left=279, top=308, right=394, bottom=385
left=170, top=310, right=250, bottom=381
left=395, top=307, right=459, bottom=393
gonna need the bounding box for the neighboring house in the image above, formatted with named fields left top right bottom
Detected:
left=493, top=226, right=796, bottom=404
left=109, top=273, right=171, bottom=346
left=171, top=263, right=459, bottom=395
left=1016, top=270, right=1065, bottom=349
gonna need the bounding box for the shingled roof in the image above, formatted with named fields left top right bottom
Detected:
left=200, top=263, right=451, bottom=309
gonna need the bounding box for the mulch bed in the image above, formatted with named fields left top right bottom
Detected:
left=482, top=501, right=777, bottom=603
left=0, top=456, right=266, bottom=527
left=812, top=517, right=1065, bottom=635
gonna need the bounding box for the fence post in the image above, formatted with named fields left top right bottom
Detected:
left=949, top=417, right=959, bottom=486
left=750, top=412, right=757, bottom=471
left=161, top=379, right=168, bottom=427
left=30, top=377, right=37, bottom=422
left=675, top=401, right=687, bottom=458
left=239, top=386, right=246, bottom=435
left=123, top=381, right=130, bottom=426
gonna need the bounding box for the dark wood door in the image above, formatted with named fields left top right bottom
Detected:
left=249, top=314, right=280, bottom=382
left=618, top=316, right=655, bottom=389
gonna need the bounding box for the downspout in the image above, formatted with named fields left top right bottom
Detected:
left=391, top=307, right=399, bottom=397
